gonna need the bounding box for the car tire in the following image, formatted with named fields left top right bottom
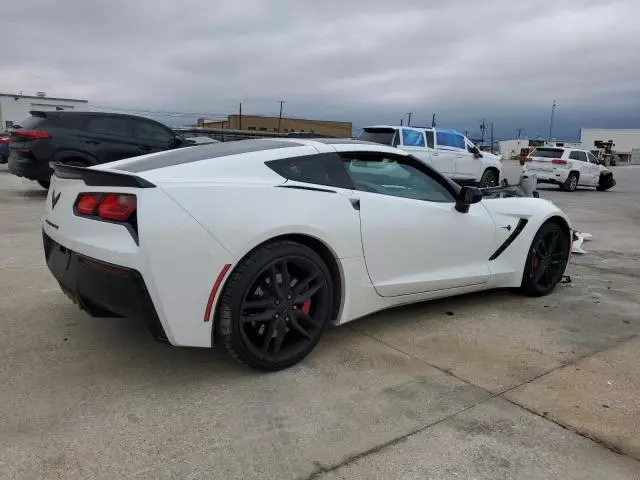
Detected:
left=521, top=222, right=570, bottom=297
left=561, top=172, right=579, bottom=192
left=479, top=169, right=499, bottom=188
left=0, top=155, right=7, bottom=165
left=37, top=180, right=50, bottom=189
left=217, top=240, right=334, bottom=370
left=597, top=173, right=616, bottom=191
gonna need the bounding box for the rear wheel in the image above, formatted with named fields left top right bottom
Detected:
left=562, top=172, right=578, bottom=192
left=479, top=169, right=499, bottom=188
left=521, top=222, right=570, bottom=296
left=217, top=241, right=333, bottom=370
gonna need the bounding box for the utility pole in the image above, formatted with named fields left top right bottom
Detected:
left=480, top=119, right=486, bottom=146
left=431, top=113, right=437, bottom=128
left=400, top=119, right=403, bottom=126
left=406, top=112, right=413, bottom=127
left=548, top=100, right=556, bottom=141
left=490, top=121, right=494, bottom=154
left=277, top=100, right=285, bottom=133
left=239, top=102, right=242, bottom=130
left=516, top=128, right=524, bottom=139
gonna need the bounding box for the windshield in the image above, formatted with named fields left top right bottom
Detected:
left=359, top=128, right=396, bottom=146
left=530, top=148, right=565, bottom=158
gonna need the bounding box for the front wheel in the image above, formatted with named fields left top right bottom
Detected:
left=521, top=222, right=570, bottom=296
left=562, top=172, right=578, bottom=192
left=479, top=169, right=499, bottom=188
left=217, top=241, right=334, bottom=370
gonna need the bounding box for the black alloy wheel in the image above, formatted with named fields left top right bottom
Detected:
left=218, top=241, right=333, bottom=370
left=522, top=222, right=570, bottom=296
left=562, top=172, right=579, bottom=192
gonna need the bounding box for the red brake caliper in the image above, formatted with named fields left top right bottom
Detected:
left=532, top=256, right=540, bottom=270
left=302, top=299, right=312, bottom=315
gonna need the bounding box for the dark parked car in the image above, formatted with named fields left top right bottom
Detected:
left=0, top=133, right=10, bottom=163
left=8, top=111, right=188, bottom=188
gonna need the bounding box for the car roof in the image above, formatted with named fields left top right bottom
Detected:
left=98, top=137, right=404, bottom=175
left=364, top=125, right=435, bottom=131
left=29, top=110, right=168, bottom=123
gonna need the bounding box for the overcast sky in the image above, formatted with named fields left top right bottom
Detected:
left=2, top=0, right=639, bottom=139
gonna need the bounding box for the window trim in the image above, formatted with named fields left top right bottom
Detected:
left=340, top=151, right=460, bottom=202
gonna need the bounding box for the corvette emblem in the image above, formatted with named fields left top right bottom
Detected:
left=51, top=190, right=61, bottom=209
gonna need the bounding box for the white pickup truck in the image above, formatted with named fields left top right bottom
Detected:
left=360, top=126, right=503, bottom=187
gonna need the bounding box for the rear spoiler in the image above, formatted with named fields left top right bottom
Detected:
left=53, top=163, right=156, bottom=188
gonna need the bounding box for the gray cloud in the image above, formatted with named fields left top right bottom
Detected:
left=2, top=0, right=639, bottom=138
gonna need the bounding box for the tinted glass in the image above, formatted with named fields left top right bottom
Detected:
left=531, top=148, right=565, bottom=158
left=425, top=131, right=434, bottom=148
left=575, top=151, right=588, bottom=162
left=436, top=131, right=465, bottom=149
left=132, top=120, right=173, bottom=143
left=16, top=116, right=48, bottom=129
left=587, top=152, right=598, bottom=164
left=402, top=129, right=425, bottom=147
left=87, top=117, right=129, bottom=136
left=359, top=128, right=396, bottom=145
left=266, top=153, right=354, bottom=189
left=569, top=151, right=580, bottom=160
left=342, top=152, right=455, bottom=202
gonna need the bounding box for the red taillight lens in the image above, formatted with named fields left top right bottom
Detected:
left=552, top=159, right=568, bottom=165
left=13, top=129, right=51, bottom=140
left=76, top=194, right=102, bottom=215
left=0, top=137, right=10, bottom=144
left=97, top=194, right=137, bottom=222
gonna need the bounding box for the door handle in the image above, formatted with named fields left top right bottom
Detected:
left=432, top=152, right=439, bottom=156
left=85, top=140, right=100, bottom=145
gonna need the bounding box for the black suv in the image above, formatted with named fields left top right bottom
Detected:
left=8, top=111, right=188, bottom=188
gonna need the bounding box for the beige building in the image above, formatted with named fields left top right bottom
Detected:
left=197, top=115, right=352, bottom=138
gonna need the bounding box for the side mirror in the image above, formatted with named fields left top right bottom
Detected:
left=455, top=186, right=483, bottom=213
left=470, top=146, right=483, bottom=158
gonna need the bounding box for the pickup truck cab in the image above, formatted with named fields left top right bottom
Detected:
left=359, top=125, right=502, bottom=187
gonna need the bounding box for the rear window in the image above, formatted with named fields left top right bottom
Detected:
left=15, top=116, right=48, bottom=130
left=531, top=148, right=565, bottom=158
left=359, top=128, right=397, bottom=146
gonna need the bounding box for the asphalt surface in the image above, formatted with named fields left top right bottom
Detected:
left=1, top=162, right=639, bottom=479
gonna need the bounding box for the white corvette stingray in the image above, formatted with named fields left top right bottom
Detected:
left=42, top=138, right=571, bottom=370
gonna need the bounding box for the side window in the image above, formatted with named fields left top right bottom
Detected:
left=132, top=120, right=174, bottom=143
left=587, top=152, right=598, bottom=164
left=569, top=151, right=580, bottom=161
left=341, top=152, right=456, bottom=203
left=265, top=153, right=354, bottom=189
left=576, top=151, right=588, bottom=162
left=436, top=131, right=465, bottom=150
left=401, top=129, right=425, bottom=147
left=425, top=131, right=434, bottom=148
left=86, top=117, right=129, bottom=136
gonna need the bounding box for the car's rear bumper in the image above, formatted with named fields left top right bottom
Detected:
left=523, top=168, right=569, bottom=185
left=43, top=231, right=168, bottom=342
left=8, top=154, right=51, bottom=181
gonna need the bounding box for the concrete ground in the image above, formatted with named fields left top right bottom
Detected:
left=0, top=162, right=639, bottom=480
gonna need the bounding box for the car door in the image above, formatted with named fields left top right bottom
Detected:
left=573, top=150, right=592, bottom=185
left=129, top=118, right=177, bottom=155
left=586, top=152, right=601, bottom=185
left=341, top=151, right=496, bottom=297
left=432, top=130, right=461, bottom=177
left=455, top=138, right=483, bottom=180
left=81, top=116, right=144, bottom=163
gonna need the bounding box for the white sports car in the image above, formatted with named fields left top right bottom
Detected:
left=42, top=138, right=572, bottom=370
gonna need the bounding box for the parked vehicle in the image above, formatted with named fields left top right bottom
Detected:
left=359, top=126, right=502, bottom=187
left=8, top=111, right=188, bottom=189
left=523, top=147, right=616, bottom=192
left=0, top=133, right=9, bottom=164
left=518, top=146, right=536, bottom=165
left=43, top=138, right=571, bottom=370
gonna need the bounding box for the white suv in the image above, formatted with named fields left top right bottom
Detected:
left=523, top=147, right=616, bottom=192
left=360, top=126, right=503, bottom=187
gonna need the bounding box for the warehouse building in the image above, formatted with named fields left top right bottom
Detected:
left=198, top=115, right=352, bottom=138
left=580, top=128, right=640, bottom=164
left=0, top=92, right=88, bottom=132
